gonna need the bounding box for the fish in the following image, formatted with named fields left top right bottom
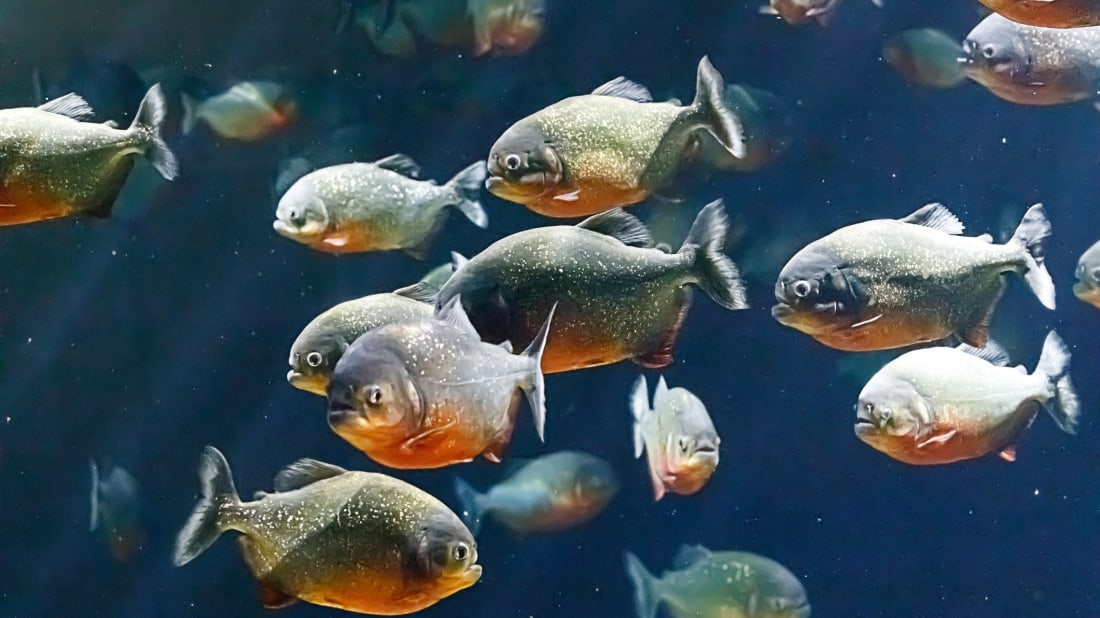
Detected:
left=772, top=203, right=1055, bottom=352
left=181, top=81, right=297, bottom=141
left=695, top=84, right=793, bottom=173
left=1073, top=240, right=1100, bottom=307
left=960, top=13, right=1100, bottom=105
left=434, top=200, right=748, bottom=373
left=286, top=287, right=435, bottom=396
left=760, top=0, right=881, bottom=27
left=624, top=544, right=811, bottom=618
left=883, top=28, right=968, bottom=89
left=467, top=0, right=547, bottom=56
left=854, top=332, right=1080, bottom=465
left=630, top=375, right=719, bottom=501
left=173, top=447, right=481, bottom=615
left=350, top=0, right=544, bottom=57
left=976, top=0, right=1100, bottom=29
left=89, top=459, right=144, bottom=562
left=273, top=155, right=488, bottom=258
left=453, top=450, right=619, bottom=535
left=485, top=56, right=746, bottom=218
left=0, top=84, right=177, bottom=227
left=325, top=296, right=554, bottom=469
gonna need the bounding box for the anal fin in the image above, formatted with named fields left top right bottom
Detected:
left=258, top=578, right=298, bottom=609
left=633, top=289, right=693, bottom=368
left=957, top=281, right=1005, bottom=347
left=999, top=445, right=1017, bottom=462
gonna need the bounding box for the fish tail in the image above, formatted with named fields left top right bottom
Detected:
left=623, top=552, right=660, bottom=618
left=520, top=302, right=557, bottom=442
left=453, top=476, right=487, bottom=536
left=89, top=458, right=101, bottom=532
left=629, top=375, right=650, bottom=458
left=679, top=199, right=748, bottom=310
left=690, top=56, right=746, bottom=159
left=130, top=83, right=179, bottom=181
left=180, top=91, right=199, bottom=135
left=173, top=446, right=240, bottom=567
left=1009, top=203, right=1055, bottom=310
left=445, top=160, right=489, bottom=229
left=1035, top=331, right=1080, bottom=435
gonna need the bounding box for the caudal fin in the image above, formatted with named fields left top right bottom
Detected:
left=173, top=446, right=240, bottom=567
left=520, top=303, right=556, bottom=441
left=691, top=56, right=746, bottom=159
left=131, top=83, right=178, bottom=181
left=1035, top=331, right=1080, bottom=435
left=679, top=199, right=747, bottom=310
left=446, top=160, right=489, bottom=228
left=629, top=375, right=650, bottom=458
left=453, top=476, right=487, bottom=536
left=623, top=552, right=661, bottom=618
left=1009, top=203, right=1055, bottom=310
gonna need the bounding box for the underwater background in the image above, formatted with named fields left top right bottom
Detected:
left=0, top=1, right=1098, bottom=616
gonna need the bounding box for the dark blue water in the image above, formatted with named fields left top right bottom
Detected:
left=1, top=1, right=1098, bottom=616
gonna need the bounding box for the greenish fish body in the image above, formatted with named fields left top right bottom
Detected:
left=1073, top=240, right=1100, bottom=307
left=884, top=29, right=967, bottom=89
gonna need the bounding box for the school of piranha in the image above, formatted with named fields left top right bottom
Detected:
left=11, top=0, right=1100, bottom=616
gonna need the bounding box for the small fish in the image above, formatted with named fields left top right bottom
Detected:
left=1073, top=240, right=1100, bottom=308
left=467, top=0, right=547, bottom=56
left=760, top=0, right=881, bottom=27
left=351, top=0, right=543, bottom=57
left=435, top=200, right=748, bottom=373
left=174, top=447, right=480, bottom=614
left=772, top=203, right=1055, bottom=351
left=976, top=0, right=1100, bottom=29
left=855, top=332, right=1079, bottom=465
left=453, top=450, right=619, bottom=535
left=326, top=297, right=554, bottom=469
left=287, top=287, right=434, bottom=396
left=630, top=375, right=719, bottom=501
left=89, top=459, right=143, bottom=562
left=960, top=14, right=1100, bottom=105
left=181, top=81, right=297, bottom=141
left=625, top=545, right=811, bottom=618
left=485, top=57, right=746, bottom=218
left=696, top=84, right=793, bottom=173
left=883, top=28, right=968, bottom=89
left=273, top=156, right=488, bottom=258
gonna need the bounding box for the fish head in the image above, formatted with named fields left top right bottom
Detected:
left=326, top=341, right=425, bottom=443
left=273, top=178, right=330, bottom=244
left=663, top=432, right=720, bottom=494
left=287, top=326, right=347, bottom=396
left=960, top=15, right=1033, bottom=85
left=485, top=121, right=564, bottom=204
left=854, top=374, right=934, bottom=449
left=1073, top=248, right=1100, bottom=308
left=771, top=244, right=865, bottom=335
left=412, top=512, right=482, bottom=592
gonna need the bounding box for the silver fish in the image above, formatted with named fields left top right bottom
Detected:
left=1073, top=240, right=1100, bottom=307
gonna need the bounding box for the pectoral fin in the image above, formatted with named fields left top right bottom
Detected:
left=916, top=429, right=957, bottom=449
left=400, top=421, right=457, bottom=453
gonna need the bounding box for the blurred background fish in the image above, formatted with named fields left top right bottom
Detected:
left=89, top=459, right=144, bottom=563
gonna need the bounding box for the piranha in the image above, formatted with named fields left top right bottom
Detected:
left=273, top=156, right=487, bottom=258
left=89, top=459, right=144, bottom=562
left=435, top=200, right=748, bottom=374
left=976, top=0, right=1100, bottom=29
left=772, top=203, right=1055, bottom=352
left=182, top=80, right=297, bottom=141
left=960, top=13, right=1100, bottom=105
left=854, top=332, right=1079, bottom=465
left=0, top=84, right=177, bottom=227
left=630, top=375, right=719, bottom=501
left=625, top=545, right=811, bottom=618
left=760, top=0, right=881, bottom=27
left=883, top=28, right=968, bottom=89
left=453, top=450, right=618, bottom=535
left=326, top=297, right=554, bottom=469
left=1073, top=240, right=1100, bottom=308
left=485, top=56, right=746, bottom=218
left=286, top=287, right=435, bottom=396
left=467, top=0, right=546, bottom=56
left=174, top=447, right=481, bottom=615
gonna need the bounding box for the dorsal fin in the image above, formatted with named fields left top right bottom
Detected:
left=899, top=203, right=964, bottom=235
left=273, top=459, right=348, bottom=492
left=499, top=340, right=513, bottom=353
left=393, top=281, right=439, bottom=304
left=451, top=251, right=469, bottom=272
left=577, top=208, right=655, bottom=248
left=373, top=154, right=422, bottom=178
left=671, top=544, right=712, bottom=569
left=435, top=295, right=479, bottom=336
left=591, top=76, right=653, bottom=103
left=37, top=92, right=95, bottom=121
left=956, top=339, right=1010, bottom=366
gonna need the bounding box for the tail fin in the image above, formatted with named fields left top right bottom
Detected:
left=629, top=375, right=650, bottom=458
left=520, top=303, right=556, bottom=441
left=446, top=161, right=488, bottom=228
left=691, top=56, right=746, bottom=159
left=679, top=200, right=747, bottom=310
left=1009, top=203, right=1055, bottom=310
left=1034, top=331, right=1080, bottom=435
left=131, top=84, right=178, bottom=181
left=173, top=446, right=240, bottom=566
left=180, top=91, right=199, bottom=135
left=623, top=552, right=661, bottom=618
left=453, top=476, right=487, bottom=536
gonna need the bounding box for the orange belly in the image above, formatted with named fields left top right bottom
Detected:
left=0, top=180, right=75, bottom=227
left=810, top=313, right=951, bottom=352
left=540, top=336, right=631, bottom=373
left=335, top=407, right=505, bottom=469
left=524, top=184, right=649, bottom=218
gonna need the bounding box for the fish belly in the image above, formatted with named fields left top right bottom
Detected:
left=524, top=182, right=650, bottom=218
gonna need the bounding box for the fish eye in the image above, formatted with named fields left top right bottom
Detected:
left=982, top=44, right=996, bottom=59
left=1091, top=267, right=1100, bottom=282
left=678, top=437, right=690, bottom=453
left=453, top=542, right=469, bottom=562
left=366, top=385, right=384, bottom=406
left=863, top=402, right=874, bottom=415
left=305, top=351, right=323, bottom=367
left=792, top=280, right=812, bottom=298
left=504, top=153, right=522, bottom=171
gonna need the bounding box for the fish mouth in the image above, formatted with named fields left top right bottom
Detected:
left=287, top=370, right=328, bottom=396
left=272, top=219, right=325, bottom=241
left=327, top=406, right=364, bottom=430
left=485, top=173, right=555, bottom=202
left=453, top=564, right=483, bottom=590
